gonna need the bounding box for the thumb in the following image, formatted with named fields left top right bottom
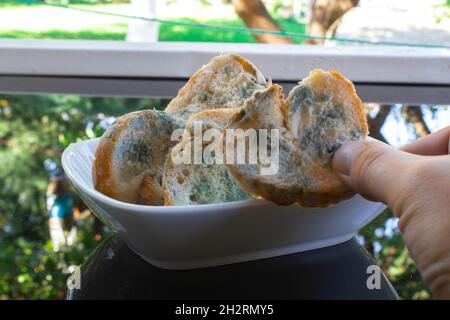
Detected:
left=332, top=140, right=416, bottom=206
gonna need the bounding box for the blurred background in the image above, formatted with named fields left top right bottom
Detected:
left=0, top=0, right=449, bottom=299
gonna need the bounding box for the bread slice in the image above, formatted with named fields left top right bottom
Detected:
left=224, top=84, right=301, bottom=205
left=286, top=69, right=368, bottom=206
left=93, top=110, right=184, bottom=205
left=164, top=53, right=267, bottom=120
left=162, top=108, right=251, bottom=206
left=225, top=70, right=368, bottom=207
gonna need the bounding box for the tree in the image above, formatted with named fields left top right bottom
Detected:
left=306, top=0, right=359, bottom=44
left=402, top=106, right=431, bottom=138
left=231, top=0, right=359, bottom=45
left=0, top=94, right=169, bottom=299
left=232, top=0, right=294, bottom=43
left=365, top=104, right=392, bottom=143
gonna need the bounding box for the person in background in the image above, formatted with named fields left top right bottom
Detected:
left=46, top=171, right=77, bottom=251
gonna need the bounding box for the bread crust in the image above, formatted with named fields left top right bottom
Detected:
left=93, top=110, right=184, bottom=205
left=93, top=112, right=135, bottom=204
left=164, top=53, right=267, bottom=120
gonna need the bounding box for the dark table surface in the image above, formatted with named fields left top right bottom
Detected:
left=67, top=235, right=398, bottom=300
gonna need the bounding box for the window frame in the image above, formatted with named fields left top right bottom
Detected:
left=0, top=39, right=449, bottom=104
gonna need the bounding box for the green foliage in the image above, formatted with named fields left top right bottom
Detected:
left=0, top=28, right=126, bottom=40
left=435, top=0, right=450, bottom=22
left=0, top=0, right=30, bottom=8
left=0, top=94, right=168, bottom=299
left=0, top=0, right=130, bottom=9
left=0, top=18, right=305, bottom=43
left=0, top=223, right=98, bottom=299
left=358, top=209, right=431, bottom=299
left=45, top=0, right=130, bottom=4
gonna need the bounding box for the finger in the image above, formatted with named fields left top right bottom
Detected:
left=400, top=125, right=450, bottom=155
left=332, top=140, right=416, bottom=205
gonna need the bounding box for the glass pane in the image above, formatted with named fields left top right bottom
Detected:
left=0, top=0, right=448, bottom=48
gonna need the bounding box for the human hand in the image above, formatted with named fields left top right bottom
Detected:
left=332, top=126, right=450, bottom=299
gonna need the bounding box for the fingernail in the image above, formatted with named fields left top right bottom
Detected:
left=332, top=141, right=367, bottom=176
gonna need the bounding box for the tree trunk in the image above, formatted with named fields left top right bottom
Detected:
left=401, top=106, right=431, bottom=138
left=232, top=0, right=294, bottom=44
left=366, top=104, right=393, bottom=144
left=306, top=0, right=358, bottom=44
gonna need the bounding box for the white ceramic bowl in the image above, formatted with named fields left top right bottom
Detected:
left=62, top=138, right=386, bottom=270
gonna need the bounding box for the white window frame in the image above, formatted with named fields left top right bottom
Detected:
left=0, top=39, right=449, bottom=104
